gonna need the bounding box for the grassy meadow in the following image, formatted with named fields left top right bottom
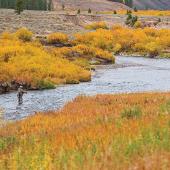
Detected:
left=0, top=93, right=170, bottom=169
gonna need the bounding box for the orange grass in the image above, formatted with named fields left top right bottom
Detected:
left=0, top=93, right=170, bottom=169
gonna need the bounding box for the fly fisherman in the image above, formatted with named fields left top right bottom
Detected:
left=17, top=86, right=27, bottom=105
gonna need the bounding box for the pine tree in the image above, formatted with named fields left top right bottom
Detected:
left=134, top=7, right=138, bottom=12
left=77, top=9, right=80, bottom=14
left=62, top=4, right=65, bottom=10
left=88, top=8, right=91, bottom=14
left=48, top=0, right=53, bottom=11
left=0, top=0, right=48, bottom=10
left=15, top=0, right=24, bottom=14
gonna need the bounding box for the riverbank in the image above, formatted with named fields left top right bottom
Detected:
left=0, top=92, right=169, bottom=169
left=0, top=28, right=115, bottom=94
left=0, top=24, right=170, bottom=94
left=1, top=56, right=170, bottom=120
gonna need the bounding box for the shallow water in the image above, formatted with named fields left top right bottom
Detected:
left=1, top=56, right=170, bottom=120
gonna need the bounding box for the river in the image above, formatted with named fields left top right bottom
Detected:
left=0, top=56, right=170, bottom=121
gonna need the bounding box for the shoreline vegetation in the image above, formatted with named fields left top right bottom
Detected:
left=0, top=23, right=170, bottom=93
left=0, top=28, right=115, bottom=93
left=0, top=92, right=169, bottom=169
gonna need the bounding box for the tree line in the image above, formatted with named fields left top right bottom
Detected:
left=0, top=0, right=53, bottom=11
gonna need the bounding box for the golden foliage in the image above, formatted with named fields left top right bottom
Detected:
left=73, top=26, right=170, bottom=57
left=134, top=21, right=143, bottom=28
left=0, top=93, right=170, bottom=169
left=51, top=44, right=115, bottom=63
left=47, top=32, right=68, bottom=44
left=85, top=21, right=108, bottom=30
left=0, top=30, right=91, bottom=87
left=15, top=27, right=33, bottom=42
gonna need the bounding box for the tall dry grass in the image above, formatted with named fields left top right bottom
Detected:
left=0, top=93, right=169, bottom=169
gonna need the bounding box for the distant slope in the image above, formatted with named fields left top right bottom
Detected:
left=133, top=0, right=170, bottom=10
left=53, top=0, right=129, bottom=11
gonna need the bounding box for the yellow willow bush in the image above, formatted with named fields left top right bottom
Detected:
left=73, top=26, right=170, bottom=57
left=47, top=32, right=69, bottom=44
left=0, top=31, right=91, bottom=88
left=0, top=93, right=169, bottom=169
left=51, top=44, right=115, bottom=64
left=85, top=21, right=108, bottom=30
left=15, top=27, right=33, bottom=42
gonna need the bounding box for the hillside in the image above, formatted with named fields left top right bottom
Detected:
left=52, top=0, right=129, bottom=11
left=0, top=9, right=170, bottom=36
left=133, top=0, right=170, bottom=10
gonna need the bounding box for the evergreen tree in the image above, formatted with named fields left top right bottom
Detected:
left=134, top=7, right=138, bottom=12
left=77, top=9, right=80, bottom=14
left=126, top=10, right=132, bottom=15
left=15, top=0, right=24, bottom=14
left=0, top=0, right=48, bottom=11
left=88, top=8, right=91, bottom=14
left=114, top=10, right=117, bottom=14
left=62, top=4, right=65, bottom=10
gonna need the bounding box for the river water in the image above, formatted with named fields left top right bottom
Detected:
left=0, top=56, right=170, bottom=120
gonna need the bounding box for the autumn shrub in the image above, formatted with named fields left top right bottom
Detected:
left=0, top=30, right=91, bottom=89
left=93, top=47, right=115, bottom=62
left=52, top=44, right=115, bottom=64
left=85, top=21, right=108, bottom=30
left=73, top=58, right=91, bottom=70
left=47, top=32, right=68, bottom=44
left=113, top=43, right=122, bottom=54
left=15, top=27, right=33, bottom=42
left=144, top=42, right=161, bottom=57
left=73, top=44, right=114, bottom=62
left=134, top=21, right=143, bottom=28
left=73, top=26, right=170, bottom=57
left=0, top=32, right=16, bottom=40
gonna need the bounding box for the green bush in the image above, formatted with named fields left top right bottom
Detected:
left=160, top=100, right=170, bottom=114
left=125, top=14, right=138, bottom=27
left=121, top=106, right=142, bottom=119
left=37, top=80, right=55, bottom=90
